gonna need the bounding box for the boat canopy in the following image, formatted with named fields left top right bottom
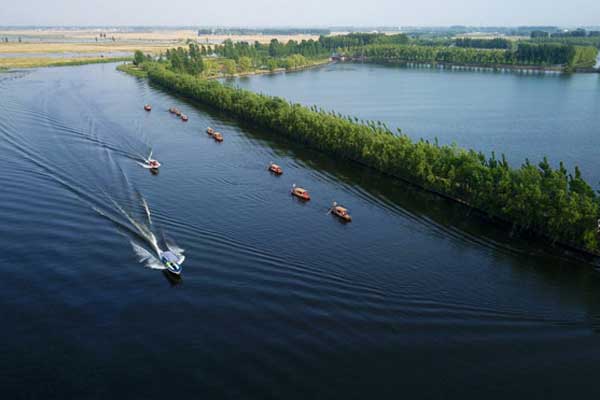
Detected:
left=162, top=251, right=181, bottom=263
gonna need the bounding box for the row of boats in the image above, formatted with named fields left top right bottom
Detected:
left=144, top=105, right=352, bottom=224
left=289, top=182, right=352, bottom=222
left=206, top=127, right=223, bottom=142
left=273, top=166, right=352, bottom=222
left=168, top=106, right=189, bottom=121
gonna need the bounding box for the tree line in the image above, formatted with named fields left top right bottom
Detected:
left=132, top=60, right=600, bottom=253
left=531, top=28, right=600, bottom=39
left=355, top=43, right=598, bottom=70
left=318, top=33, right=409, bottom=51
left=454, top=38, right=512, bottom=49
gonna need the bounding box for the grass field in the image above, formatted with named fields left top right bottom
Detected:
left=0, top=42, right=174, bottom=54
left=0, top=56, right=131, bottom=69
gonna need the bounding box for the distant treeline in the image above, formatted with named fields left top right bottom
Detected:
left=354, top=43, right=598, bottom=71
left=212, top=38, right=330, bottom=60
left=130, top=61, right=600, bottom=253
left=531, top=28, right=600, bottom=39
left=529, top=29, right=600, bottom=50
left=318, top=33, right=409, bottom=49
left=198, top=28, right=330, bottom=36
left=207, top=33, right=411, bottom=59
left=454, top=37, right=511, bottom=49
left=404, top=26, right=561, bottom=37
left=529, top=36, right=600, bottom=49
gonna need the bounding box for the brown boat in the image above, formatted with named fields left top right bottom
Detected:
left=207, top=127, right=215, bottom=136
left=144, top=104, right=152, bottom=112
left=330, top=202, right=352, bottom=222
left=213, top=132, right=223, bottom=142
left=291, top=184, right=310, bottom=201
left=268, top=162, right=283, bottom=175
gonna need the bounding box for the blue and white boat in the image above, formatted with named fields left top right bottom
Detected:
left=160, top=250, right=185, bottom=275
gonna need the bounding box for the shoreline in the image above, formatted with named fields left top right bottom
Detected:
left=347, top=58, right=599, bottom=74
left=208, top=58, right=333, bottom=80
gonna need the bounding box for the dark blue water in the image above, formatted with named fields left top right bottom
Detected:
left=2, top=63, right=600, bottom=399
left=232, top=63, right=600, bottom=187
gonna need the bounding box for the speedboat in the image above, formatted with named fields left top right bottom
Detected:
left=213, top=132, right=223, bottom=142
left=291, top=184, right=310, bottom=201
left=160, top=250, right=185, bottom=275
left=144, top=104, right=152, bottom=112
left=330, top=202, right=352, bottom=222
left=268, top=162, right=283, bottom=175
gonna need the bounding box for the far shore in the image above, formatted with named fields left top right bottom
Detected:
left=343, top=58, right=599, bottom=74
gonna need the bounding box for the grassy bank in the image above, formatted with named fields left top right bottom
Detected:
left=117, top=63, right=148, bottom=78
left=208, top=57, right=332, bottom=79
left=0, top=56, right=132, bottom=69
left=123, top=62, right=600, bottom=256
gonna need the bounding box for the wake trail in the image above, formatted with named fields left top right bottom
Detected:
left=0, top=95, right=181, bottom=272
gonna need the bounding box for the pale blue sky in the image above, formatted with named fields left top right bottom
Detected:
left=1, top=0, right=598, bottom=27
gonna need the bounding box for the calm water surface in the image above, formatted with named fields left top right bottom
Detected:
left=2, top=63, right=600, bottom=398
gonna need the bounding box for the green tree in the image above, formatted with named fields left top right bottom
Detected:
left=222, top=59, right=237, bottom=76
left=133, top=50, right=145, bottom=66
left=238, top=56, right=253, bottom=72
left=267, top=59, right=279, bottom=72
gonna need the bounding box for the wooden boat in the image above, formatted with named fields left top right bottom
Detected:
left=206, top=127, right=215, bottom=136
left=213, top=132, right=223, bottom=142
left=144, top=104, right=152, bottom=111
left=181, top=114, right=189, bottom=122
left=268, top=162, right=283, bottom=175
left=291, top=184, right=310, bottom=201
left=330, top=202, right=352, bottom=222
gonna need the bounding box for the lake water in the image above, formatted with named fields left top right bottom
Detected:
left=232, top=62, right=600, bottom=187
left=2, top=63, right=600, bottom=398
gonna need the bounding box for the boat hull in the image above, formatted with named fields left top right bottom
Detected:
left=291, top=191, right=310, bottom=201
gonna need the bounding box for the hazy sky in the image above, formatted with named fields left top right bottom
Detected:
left=1, top=0, right=599, bottom=27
